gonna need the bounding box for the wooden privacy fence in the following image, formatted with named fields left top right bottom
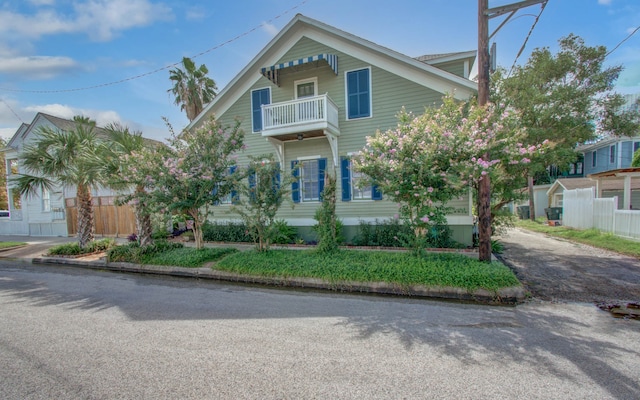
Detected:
left=66, top=196, right=136, bottom=237
left=563, top=188, right=640, bottom=240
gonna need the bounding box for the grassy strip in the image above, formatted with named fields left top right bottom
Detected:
left=140, top=247, right=238, bottom=268
left=516, top=219, right=640, bottom=258
left=0, top=241, right=27, bottom=249
left=214, top=249, right=520, bottom=291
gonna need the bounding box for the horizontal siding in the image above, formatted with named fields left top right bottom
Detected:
left=429, top=60, right=465, bottom=78
left=213, top=36, right=471, bottom=225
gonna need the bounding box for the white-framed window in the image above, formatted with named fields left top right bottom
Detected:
left=576, top=162, right=583, bottom=175
left=42, top=188, right=51, bottom=212
left=7, top=158, right=18, bottom=175
left=345, top=67, right=372, bottom=120
left=291, top=158, right=326, bottom=203
left=294, top=77, right=317, bottom=99
left=10, top=189, right=21, bottom=210
left=351, top=169, right=372, bottom=200
left=340, top=157, right=382, bottom=201
left=251, top=87, right=271, bottom=132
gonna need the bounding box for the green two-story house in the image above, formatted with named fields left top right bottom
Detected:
left=189, top=14, right=478, bottom=245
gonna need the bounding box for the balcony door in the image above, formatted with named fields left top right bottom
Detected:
left=294, top=78, right=319, bottom=122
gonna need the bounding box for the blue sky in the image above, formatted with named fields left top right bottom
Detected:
left=1, top=0, right=639, bottom=141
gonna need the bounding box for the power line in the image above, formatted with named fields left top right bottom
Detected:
left=606, top=25, right=640, bottom=57
left=508, top=0, right=547, bottom=77
left=0, top=0, right=309, bottom=94
left=0, top=98, right=24, bottom=124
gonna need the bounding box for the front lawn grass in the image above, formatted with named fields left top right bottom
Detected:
left=516, top=219, right=640, bottom=258
left=214, top=249, right=520, bottom=292
left=0, top=241, right=27, bottom=249
left=141, top=247, right=238, bottom=268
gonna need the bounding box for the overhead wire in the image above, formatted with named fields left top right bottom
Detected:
left=0, top=98, right=25, bottom=124
left=0, top=0, right=309, bottom=94
left=606, top=25, right=640, bottom=57
left=507, top=1, right=547, bottom=77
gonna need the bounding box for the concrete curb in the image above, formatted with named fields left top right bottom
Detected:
left=31, top=256, right=525, bottom=304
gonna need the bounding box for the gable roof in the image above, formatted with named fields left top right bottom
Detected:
left=189, top=14, right=477, bottom=130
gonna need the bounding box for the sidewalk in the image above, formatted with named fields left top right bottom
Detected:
left=0, top=236, right=525, bottom=304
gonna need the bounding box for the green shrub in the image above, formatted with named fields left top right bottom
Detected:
left=270, top=219, right=297, bottom=244
left=352, top=219, right=411, bottom=247
left=152, top=229, right=170, bottom=240
left=106, top=240, right=184, bottom=263
left=86, top=238, right=116, bottom=252
left=107, top=243, right=141, bottom=262
left=48, top=243, right=83, bottom=256
left=48, top=238, right=117, bottom=256
left=202, top=221, right=252, bottom=242
left=491, top=239, right=504, bottom=254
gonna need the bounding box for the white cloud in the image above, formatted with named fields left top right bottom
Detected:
left=0, top=56, right=79, bottom=79
left=0, top=0, right=173, bottom=42
left=261, top=22, right=279, bottom=37
left=598, top=0, right=613, bottom=5
left=185, top=6, right=206, bottom=21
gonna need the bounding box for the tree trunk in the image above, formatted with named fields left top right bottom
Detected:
left=134, top=186, right=153, bottom=247
left=76, top=184, right=94, bottom=249
left=528, top=175, right=536, bottom=220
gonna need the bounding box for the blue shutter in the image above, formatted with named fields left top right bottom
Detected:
left=248, top=168, right=257, bottom=202
left=291, top=160, right=300, bottom=203
left=229, top=166, right=238, bottom=204
left=372, top=184, right=382, bottom=201
left=273, top=163, right=281, bottom=192
left=318, top=158, right=327, bottom=199
left=347, top=69, right=370, bottom=119
left=252, top=89, right=270, bottom=132
left=341, top=157, right=351, bottom=202
left=212, top=185, right=219, bottom=205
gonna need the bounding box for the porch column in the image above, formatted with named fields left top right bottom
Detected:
left=624, top=175, right=631, bottom=210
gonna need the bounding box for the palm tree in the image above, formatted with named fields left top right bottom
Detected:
left=168, top=57, right=218, bottom=121
left=102, top=123, right=154, bottom=246
left=14, top=116, right=106, bottom=249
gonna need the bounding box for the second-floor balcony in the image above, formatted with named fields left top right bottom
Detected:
left=261, top=94, right=340, bottom=139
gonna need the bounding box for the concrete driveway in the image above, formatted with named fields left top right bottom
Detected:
left=498, top=228, right=640, bottom=304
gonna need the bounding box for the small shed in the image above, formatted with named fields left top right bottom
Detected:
left=588, top=167, right=640, bottom=210
left=547, top=176, right=640, bottom=209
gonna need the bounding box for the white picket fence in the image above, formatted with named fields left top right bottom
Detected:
left=563, top=188, right=640, bottom=239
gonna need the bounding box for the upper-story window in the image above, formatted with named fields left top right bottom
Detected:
left=609, top=145, right=616, bottom=164
left=251, top=88, right=271, bottom=132
left=295, top=77, right=317, bottom=99
left=592, top=151, right=597, bottom=167
left=346, top=68, right=371, bottom=120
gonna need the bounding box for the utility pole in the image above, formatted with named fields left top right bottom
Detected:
left=477, top=0, right=547, bottom=262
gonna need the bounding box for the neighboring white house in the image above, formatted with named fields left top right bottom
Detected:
left=0, top=113, right=132, bottom=237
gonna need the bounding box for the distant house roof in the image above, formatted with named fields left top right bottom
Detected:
left=5, top=112, right=161, bottom=150
left=414, top=51, right=476, bottom=64
left=547, top=176, right=640, bottom=196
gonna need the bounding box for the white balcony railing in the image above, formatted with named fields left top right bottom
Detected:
left=261, top=94, right=339, bottom=136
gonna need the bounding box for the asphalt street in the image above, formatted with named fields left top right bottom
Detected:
left=1, top=261, right=639, bottom=399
